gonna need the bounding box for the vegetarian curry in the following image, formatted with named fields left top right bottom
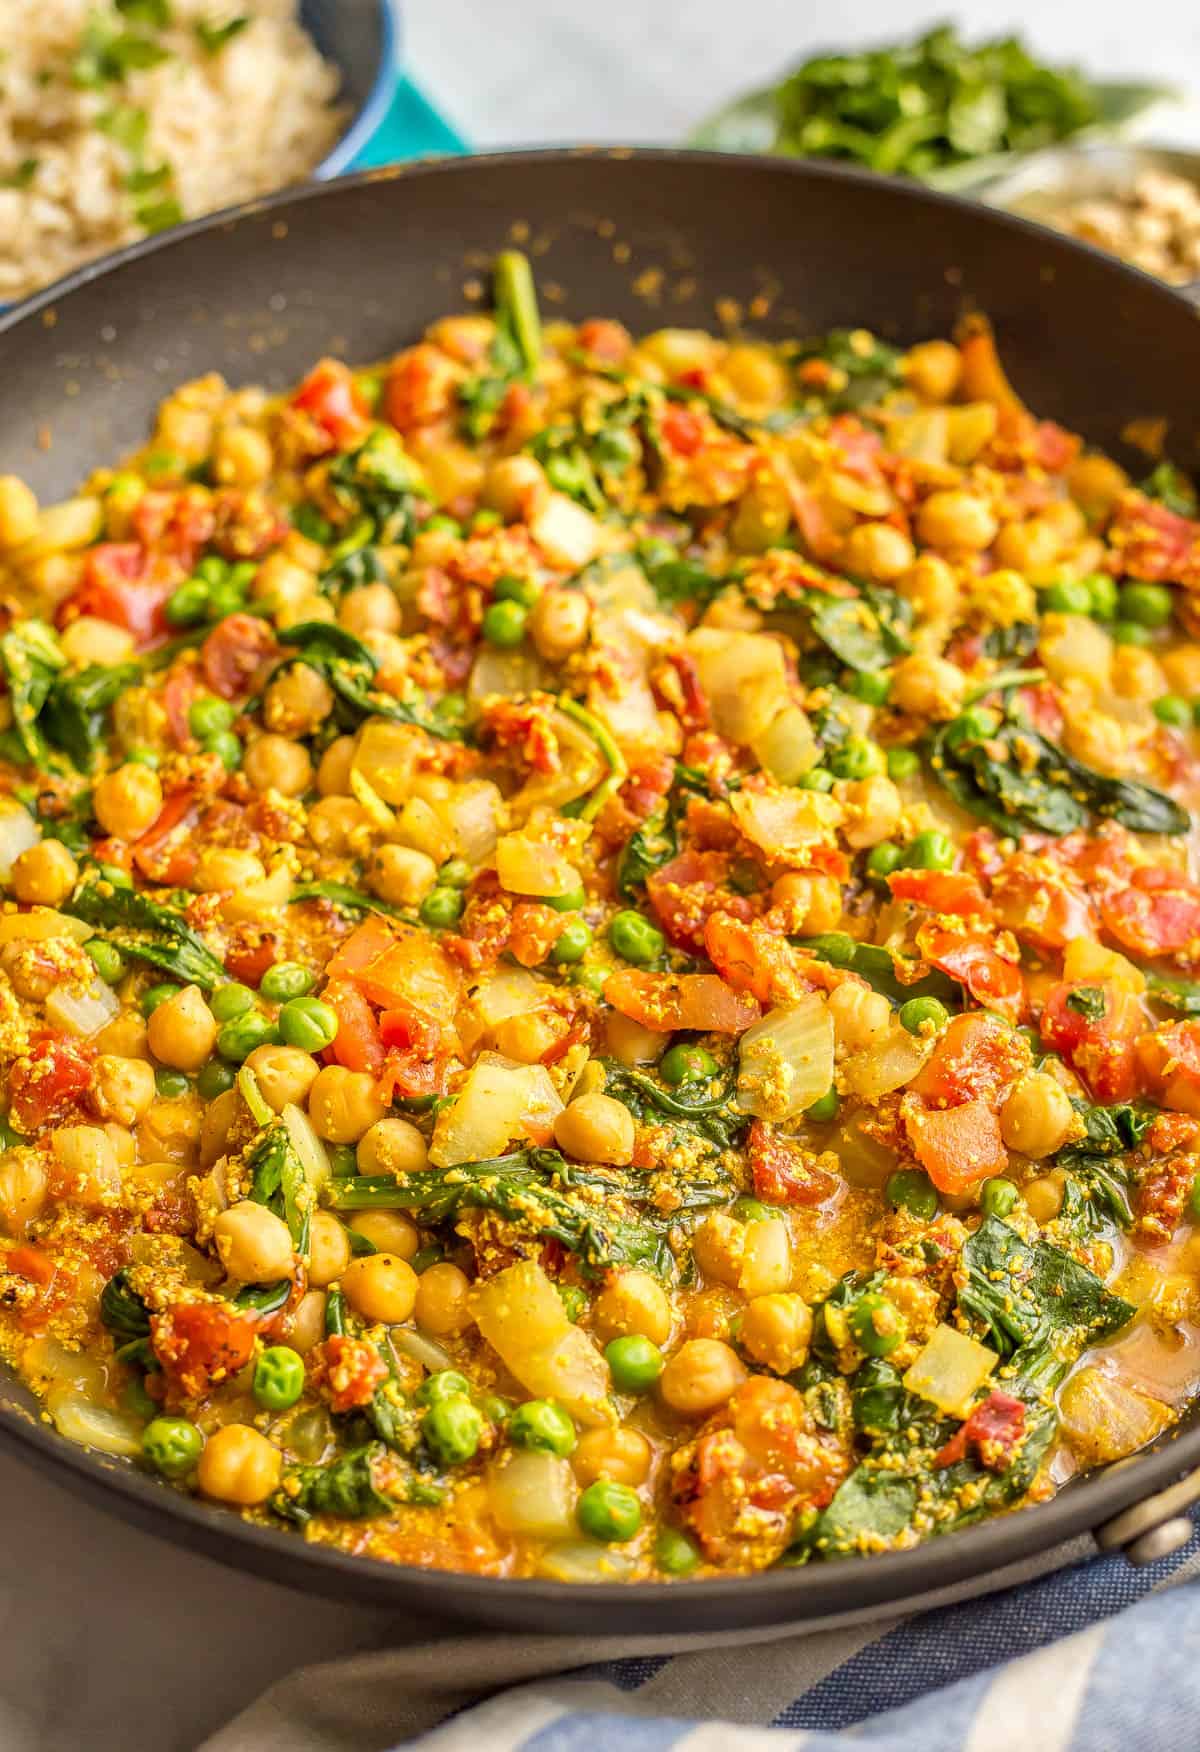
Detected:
left=1, top=252, right=1199, bottom=1582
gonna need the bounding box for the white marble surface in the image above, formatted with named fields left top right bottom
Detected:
left=5, top=4, right=1200, bottom=1749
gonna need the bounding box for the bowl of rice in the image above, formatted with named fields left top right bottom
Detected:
left=0, top=0, right=403, bottom=305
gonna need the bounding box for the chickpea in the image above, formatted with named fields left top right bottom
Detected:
left=263, top=664, right=334, bottom=737
left=966, top=567, right=1036, bottom=629
left=992, top=516, right=1062, bottom=579
left=341, top=1252, right=418, bottom=1323
left=841, top=774, right=902, bottom=850
left=828, top=981, right=892, bottom=1051
left=93, top=1011, right=149, bottom=1059
left=60, top=616, right=136, bottom=667
left=92, top=763, right=163, bottom=841
left=1065, top=707, right=1125, bottom=774
left=770, top=871, right=842, bottom=935
left=553, top=1093, right=636, bottom=1167
left=740, top=1294, right=814, bottom=1375
left=482, top=454, right=548, bottom=520
left=136, top=1096, right=201, bottom=1168
left=367, top=843, right=439, bottom=908
left=1001, top=1072, right=1075, bottom=1159
left=214, top=425, right=274, bottom=487
left=307, top=1210, right=352, bottom=1289
left=306, top=796, right=370, bottom=856
left=349, top=1210, right=420, bottom=1259
left=0, top=475, right=40, bottom=548
left=0, top=1150, right=47, bottom=1233
left=529, top=589, right=591, bottom=662
left=289, top=1289, right=327, bottom=1354
left=250, top=551, right=317, bottom=610
left=659, top=1339, right=747, bottom=1415
left=308, top=1065, right=388, bottom=1144
left=316, top=735, right=357, bottom=796
left=916, top=490, right=998, bottom=555
left=10, top=839, right=78, bottom=906
left=593, top=1268, right=673, bottom=1345
left=897, top=553, right=960, bottom=620
left=243, top=1044, right=319, bottom=1113
left=199, top=1087, right=241, bottom=1169
left=414, top=1262, right=474, bottom=1337
left=340, top=582, right=402, bottom=636
left=213, top=1200, right=295, bottom=1282
left=51, top=1126, right=120, bottom=1206
left=1162, top=645, right=1200, bottom=702
left=198, top=1424, right=282, bottom=1506
left=1024, top=1171, right=1067, bottom=1224
left=356, top=1117, right=429, bottom=1178
left=691, top=1213, right=746, bottom=1288
left=572, top=1427, right=651, bottom=1488
left=194, top=848, right=266, bottom=894
left=889, top=653, right=968, bottom=721
left=723, top=343, right=789, bottom=407
left=147, top=984, right=217, bottom=1071
left=1067, top=452, right=1128, bottom=522
left=686, top=1286, right=742, bottom=1341
left=904, top=339, right=962, bottom=402
left=243, top=734, right=312, bottom=798
left=492, top=1010, right=564, bottom=1064
left=93, top=1054, right=156, bottom=1126
left=842, top=522, right=914, bottom=582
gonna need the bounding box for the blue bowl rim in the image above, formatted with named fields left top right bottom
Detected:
left=312, top=0, right=405, bottom=180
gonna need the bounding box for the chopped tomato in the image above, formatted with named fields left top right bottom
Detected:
left=325, top=913, right=397, bottom=980
left=1108, top=491, right=1200, bottom=588
left=132, top=790, right=199, bottom=885
left=1099, top=867, right=1200, bottom=959
left=8, top=1035, right=94, bottom=1134
left=5, top=1244, right=56, bottom=1287
left=911, top=1012, right=1027, bottom=1109
left=917, top=926, right=1024, bottom=1023
left=1041, top=980, right=1142, bottom=1105
left=382, top=345, right=460, bottom=435
left=317, top=1334, right=388, bottom=1413
left=660, top=404, right=705, bottom=455
left=991, top=854, right=1095, bottom=952
left=647, top=851, right=754, bottom=953
left=507, top=903, right=564, bottom=968
left=903, top=1096, right=1007, bottom=1195
left=575, top=318, right=632, bottom=364
left=162, top=665, right=199, bottom=748
left=150, top=1300, right=258, bottom=1401
left=1032, top=422, right=1080, bottom=474
left=292, top=359, right=371, bottom=449
left=351, top=922, right=464, bottom=1018
left=323, top=981, right=385, bottom=1076
left=604, top=968, right=760, bottom=1034
left=934, top=1391, right=1026, bottom=1471
left=222, top=925, right=281, bottom=988
left=748, top=1120, right=836, bottom=1206
left=69, top=544, right=170, bottom=648
left=200, top=613, right=279, bottom=700
left=1136, top=1020, right=1200, bottom=1118
left=888, top=869, right=991, bottom=920
left=703, top=914, right=806, bottom=1008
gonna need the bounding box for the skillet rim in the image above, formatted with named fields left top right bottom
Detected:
left=1, top=145, right=1198, bottom=1617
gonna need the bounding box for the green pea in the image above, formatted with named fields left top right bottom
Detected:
left=655, top=1525, right=701, bottom=1575
left=125, top=746, right=160, bottom=769
left=204, top=730, right=242, bottom=771
left=96, top=863, right=133, bottom=890
left=481, top=599, right=528, bottom=647
left=493, top=573, right=540, bottom=608
left=278, top=996, right=339, bottom=1053
left=608, top=909, right=665, bottom=965
left=85, top=938, right=125, bottom=985
left=228, top=561, right=258, bottom=592
left=1117, top=581, right=1174, bottom=628
left=122, top=1375, right=159, bottom=1422
left=573, top=966, right=608, bottom=998
left=904, top=829, right=955, bottom=871
left=809, top=930, right=856, bottom=967
left=797, top=765, right=835, bottom=792
left=605, top=1335, right=664, bottom=1394
left=577, top=1479, right=642, bottom=1543
left=188, top=697, right=236, bottom=741
left=885, top=1168, right=938, bottom=1220
left=886, top=746, right=920, bottom=782
left=471, top=508, right=503, bottom=533
left=253, top=1346, right=305, bottom=1412
left=217, top=1012, right=277, bottom=1062
left=551, top=919, right=592, bottom=965
left=142, top=1415, right=203, bottom=1476
left=420, top=886, right=466, bottom=929
left=1085, top=573, right=1119, bottom=620
left=195, top=554, right=229, bottom=585
left=140, top=982, right=179, bottom=1017
left=1040, top=578, right=1093, bottom=615
left=423, top=512, right=463, bottom=536
left=557, top=1285, right=587, bottom=1323
left=423, top=1395, right=484, bottom=1466
left=828, top=736, right=885, bottom=781
left=545, top=885, right=586, bottom=912
left=981, top=1176, right=1019, bottom=1219
left=481, top=1394, right=513, bottom=1427
left=210, top=982, right=257, bottom=1023
left=865, top=841, right=904, bottom=881
left=432, top=693, right=467, bottom=735
left=154, top=1067, right=190, bottom=1098
left=731, top=1196, right=774, bottom=1223
left=196, top=1059, right=237, bottom=1100
left=439, top=858, right=473, bottom=889
left=899, top=995, right=949, bottom=1035
left=847, top=1291, right=907, bottom=1358
left=945, top=706, right=1000, bottom=747
left=659, top=1044, right=717, bottom=1086
left=1155, top=695, right=1192, bottom=729
left=415, top=1369, right=473, bottom=1408
left=259, top=961, right=315, bottom=1003
left=1112, top=620, right=1153, bottom=647
left=509, top=1399, right=576, bottom=1456
left=848, top=671, right=890, bottom=706
left=208, top=580, right=248, bottom=621
left=165, top=579, right=210, bottom=626
left=806, top=1087, right=839, bottom=1123
left=293, top=504, right=333, bottom=544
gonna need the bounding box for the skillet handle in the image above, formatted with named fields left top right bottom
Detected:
left=1094, top=1465, right=1200, bottom=1566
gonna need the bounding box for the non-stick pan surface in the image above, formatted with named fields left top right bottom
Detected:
left=1, top=150, right=1199, bottom=1633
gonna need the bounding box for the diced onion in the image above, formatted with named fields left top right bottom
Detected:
left=731, top=787, right=842, bottom=862
left=739, top=1217, right=792, bottom=1299
left=529, top=492, right=601, bottom=570
left=223, top=863, right=293, bottom=923
left=459, top=966, right=548, bottom=1056
left=885, top=408, right=949, bottom=463
left=45, top=977, right=119, bottom=1038
left=442, top=780, right=504, bottom=862
left=840, top=1020, right=934, bottom=1100
left=349, top=765, right=397, bottom=830
left=25, top=1335, right=108, bottom=1399
left=49, top=1395, right=143, bottom=1458
left=903, top=1323, right=998, bottom=1417
left=351, top=720, right=426, bottom=804
left=737, top=994, right=834, bottom=1121
left=494, top=831, right=581, bottom=898
left=282, top=1102, right=331, bottom=1198
left=0, top=799, right=39, bottom=881
left=750, top=707, right=819, bottom=784
left=488, top=1450, right=579, bottom=1537
left=537, top=1541, right=635, bottom=1583
left=946, top=403, right=999, bottom=465
left=26, top=496, right=104, bottom=557
left=1039, top=614, right=1113, bottom=693
left=832, top=1111, right=898, bottom=1189
left=391, top=1328, right=455, bottom=1373
left=429, top=1053, right=563, bottom=1167
left=1059, top=1366, right=1173, bottom=1467
left=472, top=1259, right=611, bottom=1423
left=687, top=629, right=788, bottom=745
left=467, top=647, right=547, bottom=708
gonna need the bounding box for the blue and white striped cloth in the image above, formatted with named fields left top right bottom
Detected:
left=207, top=1522, right=1199, bottom=1752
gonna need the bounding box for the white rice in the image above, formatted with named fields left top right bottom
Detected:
left=0, top=0, right=345, bottom=299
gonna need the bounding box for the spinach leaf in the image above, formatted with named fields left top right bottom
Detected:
left=67, top=880, right=227, bottom=990
left=243, top=1119, right=310, bottom=1253
left=1141, top=461, right=1197, bottom=517
left=41, top=662, right=140, bottom=770
left=795, top=932, right=959, bottom=1009
left=195, top=15, right=249, bottom=54
left=636, top=539, right=731, bottom=610
left=792, top=329, right=904, bottom=411
left=289, top=880, right=408, bottom=920
left=275, top=623, right=466, bottom=743
left=808, top=585, right=911, bottom=672
left=272, top=1445, right=397, bottom=1525
left=1146, top=970, right=1200, bottom=1016
left=598, top=1059, right=748, bottom=1155
left=1050, top=1101, right=1150, bottom=1236
left=616, top=800, right=677, bottom=899
left=229, top=1280, right=291, bottom=1318
left=100, top=1268, right=151, bottom=1341
left=0, top=621, right=65, bottom=767
left=528, top=394, right=644, bottom=511
left=327, top=428, right=424, bottom=544
left=982, top=621, right=1039, bottom=662
left=1065, top=986, right=1107, bottom=1022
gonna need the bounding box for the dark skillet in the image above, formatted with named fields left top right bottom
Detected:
left=2, top=150, right=1199, bottom=1634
